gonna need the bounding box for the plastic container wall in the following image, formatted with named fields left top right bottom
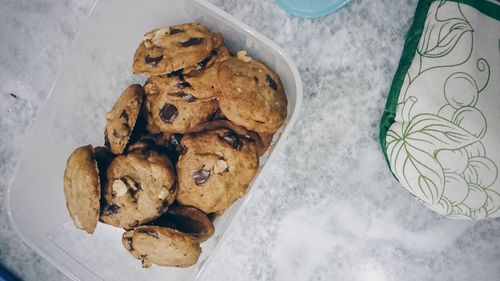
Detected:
left=7, top=0, right=302, bottom=280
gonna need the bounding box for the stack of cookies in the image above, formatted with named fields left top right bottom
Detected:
left=63, top=23, right=287, bottom=268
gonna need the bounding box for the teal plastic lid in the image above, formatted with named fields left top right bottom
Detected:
left=276, top=0, right=351, bottom=18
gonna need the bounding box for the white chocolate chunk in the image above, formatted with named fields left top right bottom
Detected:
left=158, top=187, right=169, bottom=200
left=213, top=159, right=228, bottom=174
left=112, top=179, right=128, bottom=197
left=236, top=50, right=252, bottom=62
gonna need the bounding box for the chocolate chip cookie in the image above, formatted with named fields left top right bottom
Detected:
left=144, top=87, right=218, bottom=133
left=217, top=57, right=287, bottom=133
left=190, top=120, right=272, bottom=156
left=100, top=151, right=177, bottom=229
left=144, top=46, right=230, bottom=101
left=148, top=205, right=214, bottom=242
left=122, top=226, right=201, bottom=268
left=133, top=23, right=220, bottom=76
left=104, top=84, right=145, bottom=154
left=64, top=145, right=101, bottom=234
left=176, top=128, right=259, bottom=214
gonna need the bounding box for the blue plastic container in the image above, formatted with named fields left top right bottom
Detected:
left=0, top=264, right=18, bottom=281
left=276, top=0, right=352, bottom=18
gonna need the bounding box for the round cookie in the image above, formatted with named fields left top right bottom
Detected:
left=144, top=46, right=230, bottom=101
left=176, top=128, right=259, bottom=214
left=217, top=57, right=288, bottom=133
left=63, top=145, right=101, bottom=234
left=145, top=88, right=218, bottom=133
left=148, top=205, right=215, bottom=242
left=190, top=120, right=273, bottom=156
left=100, top=151, right=177, bottom=229
left=104, top=84, right=144, bottom=154
left=122, top=226, right=201, bottom=268
left=133, top=23, right=219, bottom=76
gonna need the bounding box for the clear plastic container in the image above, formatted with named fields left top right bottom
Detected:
left=6, top=0, right=302, bottom=280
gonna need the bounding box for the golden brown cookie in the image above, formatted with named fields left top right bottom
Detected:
left=104, top=84, right=145, bottom=154
left=217, top=57, right=288, bottom=133
left=148, top=205, right=214, bottom=242
left=100, top=151, right=177, bottom=229
left=144, top=87, right=218, bottom=134
left=189, top=120, right=273, bottom=156
left=144, top=46, right=230, bottom=101
left=122, top=226, right=201, bottom=268
left=133, top=23, right=219, bottom=76
left=176, top=128, right=259, bottom=213
left=63, top=145, right=101, bottom=234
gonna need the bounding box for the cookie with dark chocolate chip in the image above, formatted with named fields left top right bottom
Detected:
left=144, top=85, right=218, bottom=133
left=189, top=120, right=273, bottom=156
left=122, top=226, right=201, bottom=268
left=148, top=205, right=214, bottom=242
left=133, top=23, right=220, bottom=75
left=144, top=46, right=230, bottom=101
left=104, top=84, right=144, bottom=154
left=176, top=128, right=259, bottom=214
left=63, top=145, right=101, bottom=234
left=100, top=151, right=177, bottom=229
left=217, top=57, right=288, bottom=134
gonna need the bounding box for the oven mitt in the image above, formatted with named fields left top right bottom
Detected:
left=380, top=0, right=500, bottom=220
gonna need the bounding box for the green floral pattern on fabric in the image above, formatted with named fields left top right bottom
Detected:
left=384, top=0, right=500, bottom=220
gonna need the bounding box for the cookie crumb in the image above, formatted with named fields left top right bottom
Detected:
left=236, top=50, right=252, bottom=62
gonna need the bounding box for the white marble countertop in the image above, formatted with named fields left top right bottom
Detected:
left=1, top=0, right=500, bottom=280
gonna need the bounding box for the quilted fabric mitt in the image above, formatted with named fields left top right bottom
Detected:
left=380, top=0, right=500, bottom=220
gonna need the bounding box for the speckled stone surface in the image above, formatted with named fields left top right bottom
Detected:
left=1, top=0, right=499, bottom=281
